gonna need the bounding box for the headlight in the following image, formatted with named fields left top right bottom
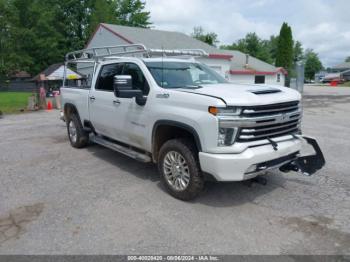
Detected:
left=209, top=106, right=241, bottom=146
left=208, top=106, right=241, bottom=116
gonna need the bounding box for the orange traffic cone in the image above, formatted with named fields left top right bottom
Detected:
left=47, top=100, right=53, bottom=110
left=330, top=80, right=338, bottom=87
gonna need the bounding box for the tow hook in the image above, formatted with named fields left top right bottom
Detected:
left=279, top=136, right=325, bottom=176
left=279, top=162, right=299, bottom=172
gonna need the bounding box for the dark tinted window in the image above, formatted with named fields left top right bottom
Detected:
left=96, top=63, right=123, bottom=91
left=255, top=75, right=265, bottom=84
left=123, top=63, right=149, bottom=95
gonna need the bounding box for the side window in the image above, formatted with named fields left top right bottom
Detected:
left=123, top=63, right=150, bottom=95
left=96, top=63, right=123, bottom=91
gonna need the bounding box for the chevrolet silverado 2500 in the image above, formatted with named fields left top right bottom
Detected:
left=61, top=45, right=325, bottom=200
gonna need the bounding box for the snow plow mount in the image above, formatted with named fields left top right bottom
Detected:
left=279, top=136, right=325, bottom=176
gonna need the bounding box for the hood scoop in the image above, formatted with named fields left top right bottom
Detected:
left=248, top=88, right=281, bottom=95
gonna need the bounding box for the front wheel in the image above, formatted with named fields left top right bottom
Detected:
left=158, top=139, right=204, bottom=200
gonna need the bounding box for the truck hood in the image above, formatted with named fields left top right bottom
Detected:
left=176, top=83, right=301, bottom=106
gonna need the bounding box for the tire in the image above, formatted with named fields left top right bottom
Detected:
left=66, top=114, right=89, bottom=148
left=158, top=139, right=204, bottom=201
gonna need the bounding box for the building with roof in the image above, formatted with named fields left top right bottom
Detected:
left=331, top=62, right=350, bottom=72
left=32, top=63, right=83, bottom=92
left=10, top=71, right=31, bottom=81
left=32, top=63, right=82, bottom=82
left=86, top=23, right=287, bottom=86
left=316, top=62, right=350, bottom=83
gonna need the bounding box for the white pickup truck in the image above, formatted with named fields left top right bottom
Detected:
left=61, top=45, right=325, bottom=200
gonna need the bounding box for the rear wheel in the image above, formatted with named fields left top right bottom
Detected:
left=66, top=114, right=89, bottom=148
left=158, top=139, right=204, bottom=200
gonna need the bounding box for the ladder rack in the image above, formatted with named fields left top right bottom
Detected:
left=65, top=44, right=148, bottom=62
left=65, top=44, right=209, bottom=63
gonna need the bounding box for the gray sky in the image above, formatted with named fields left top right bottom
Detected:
left=145, top=0, right=350, bottom=67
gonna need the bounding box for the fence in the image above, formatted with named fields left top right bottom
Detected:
left=0, top=80, right=37, bottom=92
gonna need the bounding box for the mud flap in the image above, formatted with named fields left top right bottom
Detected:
left=280, top=136, right=325, bottom=176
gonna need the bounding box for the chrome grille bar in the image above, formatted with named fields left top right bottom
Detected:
left=219, top=111, right=301, bottom=128
left=240, top=120, right=300, bottom=133
left=243, top=105, right=299, bottom=115
left=239, top=126, right=299, bottom=140
left=235, top=101, right=301, bottom=142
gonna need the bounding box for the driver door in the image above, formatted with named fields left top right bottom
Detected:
left=116, top=62, right=150, bottom=148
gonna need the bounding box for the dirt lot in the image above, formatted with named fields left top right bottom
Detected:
left=0, top=85, right=349, bottom=255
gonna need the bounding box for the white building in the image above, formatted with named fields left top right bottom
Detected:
left=86, top=23, right=287, bottom=86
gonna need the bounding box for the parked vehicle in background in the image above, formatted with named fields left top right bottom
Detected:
left=61, top=45, right=325, bottom=200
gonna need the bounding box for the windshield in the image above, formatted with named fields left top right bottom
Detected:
left=145, top=61, right=227, bottom=89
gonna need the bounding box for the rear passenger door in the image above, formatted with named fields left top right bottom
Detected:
left=89, top=63, right=125, bottom=140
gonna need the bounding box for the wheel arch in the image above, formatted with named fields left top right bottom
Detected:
left=151, top=120, right=202, bottom=163
left=64, top=103, right=81, bottom=121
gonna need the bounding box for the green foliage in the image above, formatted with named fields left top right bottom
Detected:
left=191, top=26, right=218, bottom=47
left=88, top=0, right=119, bottom=37
left=340, top=81, right=350, bottom=87
left=293, top=41, right=304, bottom=62
left=275, top=22, right=293, bottom=72
left=304, top=49, right=323, bottom=80
left=0, top=0, right=151, bottom=78
left=87, top=0, right=151, bottom=36
left=221, top=33, right=274, bottom=64
left=115, top=0, right=151, bottom=28
left=265, top=35, right=279, bottom=62
left=345, top=56, right=350, bottom=62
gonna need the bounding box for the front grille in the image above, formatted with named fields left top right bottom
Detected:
left=237, top=101, right=301, bottom=142
left=241, top=101, right=299, bottom=117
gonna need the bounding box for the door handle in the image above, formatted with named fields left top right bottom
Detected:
left=113, top=100, right=121, bottom=105
left=89, top=96, right=96, bottom=101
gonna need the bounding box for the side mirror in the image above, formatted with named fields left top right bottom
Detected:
left=113, top=75, right=143, bottom=99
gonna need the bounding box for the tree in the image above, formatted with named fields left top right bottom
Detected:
left=265, top=35, right=279, bottom=63
left=115, top=0, right=151, bottom=28
left=191, top=26, right=218, bottom=46
left=1, top=0, right=65, bottom=75
left=0, top=0, right=152, bottom=78
left=221, top=32, right=273, bottom=64
left=345, top=56, right=350, bottom=62
left=56, top=0, right=91, bottom=51
left=304, top=49, right=323, bottom=80
left=87, top=0, right=119, bottom=37
left=0, top=0, right=13, bottom=76
left=275, top=22, right=294, bottom=73
left=293, top=40, right=304, bottom=62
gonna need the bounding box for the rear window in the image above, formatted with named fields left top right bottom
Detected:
left=64, top=62, right=94, bottom=89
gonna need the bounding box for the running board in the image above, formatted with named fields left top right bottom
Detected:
left=91, top=135, right=151, bottom=163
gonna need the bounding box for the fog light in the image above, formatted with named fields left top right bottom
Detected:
left=245, top=164, right=257, bottom=174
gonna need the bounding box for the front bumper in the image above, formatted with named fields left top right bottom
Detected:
left=199, top=136, right=325, bottom=181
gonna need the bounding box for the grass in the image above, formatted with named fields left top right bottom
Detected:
left=0, top=92, right=33, bottom=114
left=339, top=81, right=350, bottom=87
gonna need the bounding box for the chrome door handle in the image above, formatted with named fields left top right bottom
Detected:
left=89, top=96, right=96, bottom=101
left=113, top=100, right=121, bottom=105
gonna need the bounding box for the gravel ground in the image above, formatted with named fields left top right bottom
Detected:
left=0, top=85, right=349, bottom=255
